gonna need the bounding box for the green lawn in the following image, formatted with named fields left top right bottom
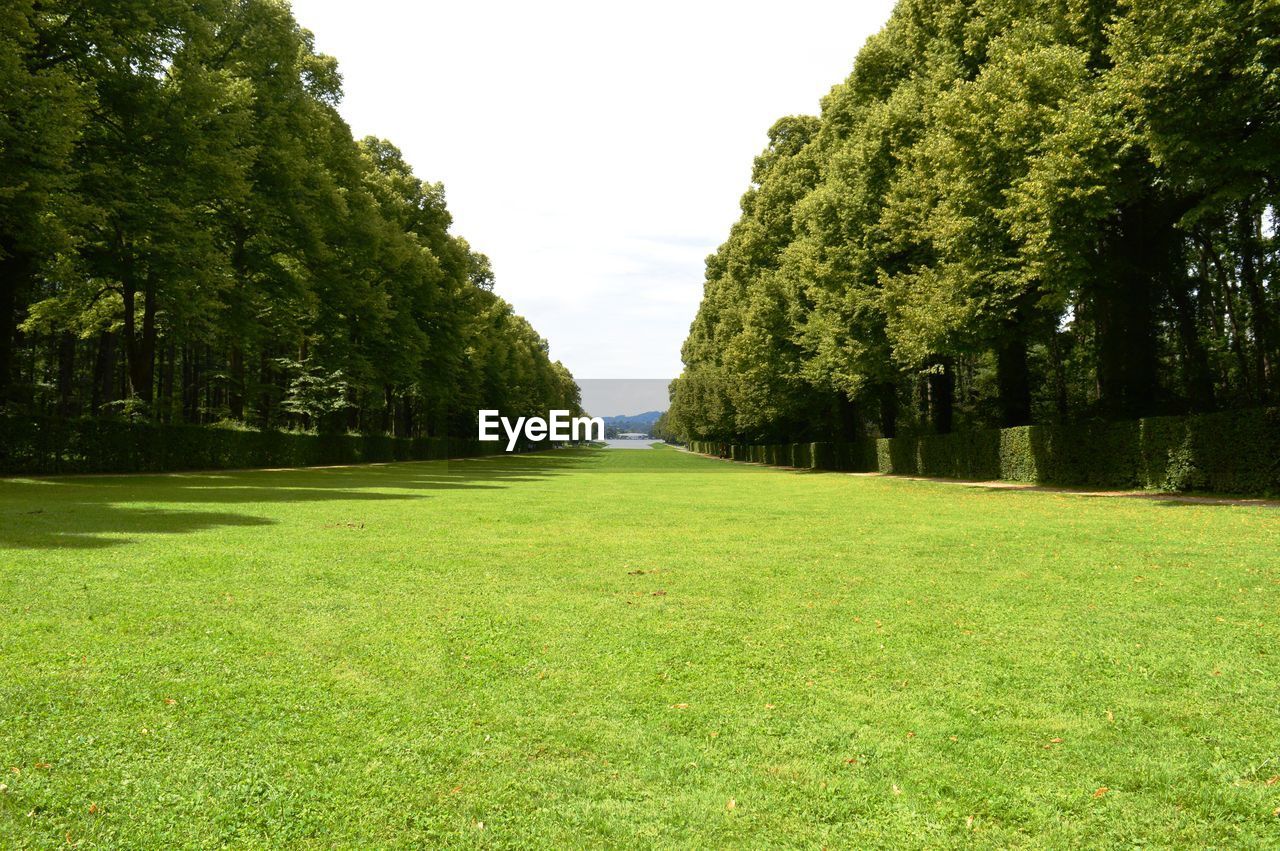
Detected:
left=1, top=446, right=1278, bottom=848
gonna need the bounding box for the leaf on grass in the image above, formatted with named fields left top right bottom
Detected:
left=671, top=703, right=688, bottom=709
left=33, top=763, right=51, bottom=770
left=906, top=731, right=915, bottom=739
left=1093, top=787, right=1109, bottom=798
left=892, top=783, right=902, bottom=795
left=1266, top=775, right=1279, bottom=786
left=164, top=698, right=177, bottom=706
left=1050, top=737, right=1063, bottom=743
left=726, top=797, right=736, bottom=810
left=88, top=803, right=98, bottom=815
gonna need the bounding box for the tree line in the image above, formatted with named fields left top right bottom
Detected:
left=1, top=0, right=579, bottom=437
left=669, top=0, right=1279, bottom=445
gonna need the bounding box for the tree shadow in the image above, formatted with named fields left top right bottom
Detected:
left=0, top=448, right=604, bottom=551
left=952, top=482, right=1280, bottom=509
left=0, top=507, right=277, bottom=550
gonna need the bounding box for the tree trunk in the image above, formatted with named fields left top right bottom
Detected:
left=401, top=391, right=414, bottom=438
left=1048, top=329, right=1070, bottom=420
left=1092, top=199, right=1178, bottom=418
left=181, top=346, right=197, bottom=422
left=346, top=387, right=360, bottom=433
left=141, top=280, right=156, bottom=404
left=1169, top=271, right=1215, bottom=411
left=0, top=244, right=33, bottom=406
left=996, top=333, right=1032, bottom=427
left=92, top=330, right=117, bottom=413
left=1237, top=202, right=1274, bottom=398
left=229, top=344, right=245, bottom=420
left=1211, top=249, right=1255, bottom=401
left=121, top=272, right=157, bottom=405
left=928, top=360, right=954, bottom=435
left=838, top=393, right=863, bottom=442
left=161, top=339, right=177, bottom=422
left=877, top=382, right=897, bottom=438
left=56, top=332, right=75, bottom=415
left=258, top=350, right=273, bottom=428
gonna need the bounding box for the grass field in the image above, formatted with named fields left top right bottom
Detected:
left=2, top=445, right=1278, bottom=848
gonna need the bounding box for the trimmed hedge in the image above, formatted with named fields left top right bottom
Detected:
left=0, top=416, right=513, bottom=476
left=689, top=407, right=1280, bottom=496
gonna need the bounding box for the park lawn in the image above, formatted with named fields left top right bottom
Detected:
left=0, top=445, right=1278, bottom=848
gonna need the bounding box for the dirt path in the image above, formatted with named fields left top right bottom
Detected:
left=843, top=472, right=1280, bottom=507
left=687, top=450, right=1278, bottom=507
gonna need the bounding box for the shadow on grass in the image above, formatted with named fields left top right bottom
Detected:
left=0, top=508, right=278, bottom=550
left=0, top=448, right=605, bottom=550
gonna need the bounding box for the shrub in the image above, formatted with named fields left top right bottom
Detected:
left=811, top=442, right=837, bottom=470
left=0, top=416, right=522, bottom=476
left=791, top=443, right=813, bottom=469
left=699, top=408, right=1280, bottom=496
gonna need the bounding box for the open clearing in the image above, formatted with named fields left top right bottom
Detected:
left=1, top=446, right=1278, bottom=847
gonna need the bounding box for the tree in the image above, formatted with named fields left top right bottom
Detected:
left=675, top=0, right=1280, bottom=442
left=2, top=0, right=579, bottom=439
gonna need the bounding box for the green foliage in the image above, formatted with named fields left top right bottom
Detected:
left=0, top=0, right=577, bottom=435
left=0, top=415, right=510, bottom=476
left=673, top=0, right=1280, bottom=444
left=702, top=409, right=1280, bottom=496
left=277, top=359, right=351, bottom=428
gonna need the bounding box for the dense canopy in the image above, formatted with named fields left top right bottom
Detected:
left=670, top=0, right=1280, bottom=444
left=0, top=0, right=579, bottom=435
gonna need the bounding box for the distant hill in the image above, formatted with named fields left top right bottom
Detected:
left=600, top=410, right=664, bottom=435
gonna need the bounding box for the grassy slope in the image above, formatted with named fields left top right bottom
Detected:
left=1, top=446, right=1277, bottom=848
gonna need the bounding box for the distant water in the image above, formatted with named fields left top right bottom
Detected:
left=602, top=439, right=659, bottom=450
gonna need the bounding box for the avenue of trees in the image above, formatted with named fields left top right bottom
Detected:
left=1, top=0, right=579, bottom=438
left=670, top=0, right=1280, bottom=445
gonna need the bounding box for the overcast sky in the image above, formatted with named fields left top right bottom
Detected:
left=290, top=0, right=895, bottom=381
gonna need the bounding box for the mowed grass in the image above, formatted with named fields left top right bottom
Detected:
left=1, top=446, right=1278, bottom=848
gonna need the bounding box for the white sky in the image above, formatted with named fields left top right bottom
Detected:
left=290, top=0, right=896, bottom=380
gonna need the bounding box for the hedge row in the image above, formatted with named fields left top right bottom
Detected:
left=0, top=416, right=516, bottom=476
left=690, top=407, right=1280, bottom=496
